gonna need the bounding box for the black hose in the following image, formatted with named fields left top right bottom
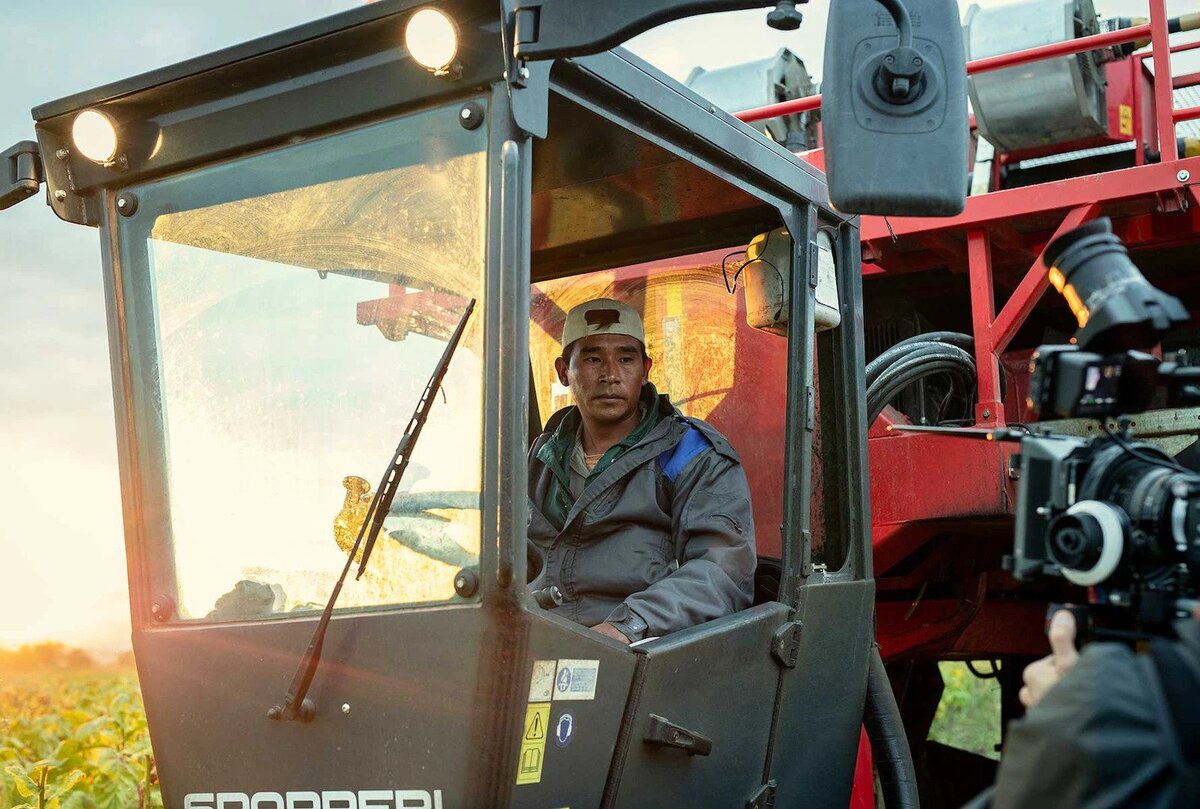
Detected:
left=869, top=364, right=974, bottom=424
left=866, top=332, right=973, bottom=388
left=864, top=646, right=920, bottom=809
left=869, top=355, right=975, bottom=411
left=891, top=331, right=973, bottom=351
left=868, top=349, right=976, bottom=423
left=871, top=344, right=975, bottom=394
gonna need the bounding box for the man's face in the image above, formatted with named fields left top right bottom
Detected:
left=555, top=334, right=652, bottom=427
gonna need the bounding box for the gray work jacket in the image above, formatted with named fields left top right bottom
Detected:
left=967, top=620, right=1200, bottom=809
left=527, top=396, right=757, bottom=641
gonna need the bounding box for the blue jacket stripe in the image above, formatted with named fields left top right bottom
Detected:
left=658, top=426, right=712, bottom=482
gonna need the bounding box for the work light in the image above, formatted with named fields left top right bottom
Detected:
left=405, top=8, right=459, bottom=73
left=71, top=109, right=119, bottom=165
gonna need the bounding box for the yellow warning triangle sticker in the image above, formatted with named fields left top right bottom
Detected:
left=526, top=711, right=545, bottom=740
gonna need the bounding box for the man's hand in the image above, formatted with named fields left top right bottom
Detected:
left=591, top=622, right=631, bottom=644
left=1019, top=609, right=1080, bottom=709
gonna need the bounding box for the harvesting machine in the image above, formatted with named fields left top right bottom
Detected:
left=3, top=0, right=1198, bottom=806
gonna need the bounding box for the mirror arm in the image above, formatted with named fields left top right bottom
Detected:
left=872, top=0, right=926, bottom=102
left=512, top=1, right=774, bottom=61
left=874, top=0, right=913, bottom=48
left=0, top=141, right=42, bottom=212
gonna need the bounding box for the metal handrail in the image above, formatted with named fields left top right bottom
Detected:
left=734, top=5, right=1192, bottom=142
left=735, top=23, right=1156, bottom=123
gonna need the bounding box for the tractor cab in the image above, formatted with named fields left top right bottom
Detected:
left=0, top=1, right=967, bottom=806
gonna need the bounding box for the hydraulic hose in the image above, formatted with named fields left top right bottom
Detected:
left=870, top=344, right=975, bottom=396
left=868, top=347, right=976, bottom=423
left=869, top=364, right=974, bottom=424
left=869, top=353, right=974, bottom=406
left=1117, top=13, right=1199, bottom=56
left=864, top=646, right=920, bottom=809
left=891, top=330, right=973, bottom=351
left=866, top=331, right=973, bottom=388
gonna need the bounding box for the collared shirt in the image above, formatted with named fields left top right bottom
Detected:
left=567, top=404, right=648, bottom=499
left=536, top=385, right=660, bottom=530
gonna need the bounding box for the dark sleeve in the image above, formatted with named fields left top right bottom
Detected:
left=607, top=448, right=757, bottom=638
left=991, top=643, right=1181, bottom=809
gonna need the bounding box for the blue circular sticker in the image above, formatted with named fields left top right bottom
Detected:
left=555, top=712, right=575, bottom=748
left=556, top=666, right=572, bottom=694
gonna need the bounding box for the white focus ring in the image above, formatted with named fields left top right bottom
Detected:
left=1059, top=501, right=1125, bottom=586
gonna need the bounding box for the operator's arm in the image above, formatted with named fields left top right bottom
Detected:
left=604, top=446, right=756, bottom=640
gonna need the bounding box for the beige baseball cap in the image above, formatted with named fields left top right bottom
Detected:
left=561, top=298, right=645, bottom=352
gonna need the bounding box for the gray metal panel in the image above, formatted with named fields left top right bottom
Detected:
left=685, top=49, right=818, bottom=149
left=767, top=579, right=875, bottom=807
left=610, top=602, right=790, bottom=808
left=468, top=87, right=534, bottom=808
left=32, top=2, right=506, bottom=225
left=512, top=0, right=772, bottom=60
left=508, top=615, right=640, bottom=808
left=32, top=0, right=497, bottom=121
left=780, top=202, right=819, bottom=603
left=138, top=608, right=488, bottom=807
left=816, top=220, right=872, bottom=580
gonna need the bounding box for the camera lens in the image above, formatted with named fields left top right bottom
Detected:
left=1043, top=217, right=1187, bottom=353
left=1045, top=501, right=1126, bottom=586
left=1049, top=514, right=1104, bottom=569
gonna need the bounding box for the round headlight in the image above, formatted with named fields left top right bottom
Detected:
left=405, top=8, right=459, bottom=73
left=72, top=109, right=119, bottom=164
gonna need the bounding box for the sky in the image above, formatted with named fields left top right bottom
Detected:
left=0, top=0, right=1195, bottom=652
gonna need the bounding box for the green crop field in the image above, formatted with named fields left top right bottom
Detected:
left=0, top=671, right=160, bottom=809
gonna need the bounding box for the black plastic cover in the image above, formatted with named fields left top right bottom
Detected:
left=821, top=0, right=968, bottom=216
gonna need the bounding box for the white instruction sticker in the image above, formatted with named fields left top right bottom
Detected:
left=553, top=659, right=600, bottom=701
left=528, top=659, right=558, bottom=702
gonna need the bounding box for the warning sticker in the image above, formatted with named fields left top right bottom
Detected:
left=1119, top=104, right=1133, bottom=136
left=528, top=659, right=557, bottom=702
left=553, top=659, right=600, bottom=701
left=516, top=702, right=551, bottom=785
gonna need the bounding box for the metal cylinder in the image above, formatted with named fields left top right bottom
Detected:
left=964, top=0, right=1107, bottom=153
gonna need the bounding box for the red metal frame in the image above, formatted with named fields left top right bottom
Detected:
left=741, top=0, right=1200, bottom=663
left=739, top=6, right=1200, bottom=803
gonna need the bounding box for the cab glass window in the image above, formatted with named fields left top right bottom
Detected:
left=119, top=101, right=487, bottom=621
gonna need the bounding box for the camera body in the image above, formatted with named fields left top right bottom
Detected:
left=1012, top=430, right=1200, bottom=630
left=1008, top=218, right=1198, bottom=635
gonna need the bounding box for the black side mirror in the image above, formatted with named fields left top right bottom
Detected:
left=822, top=0, right=967, bottom=216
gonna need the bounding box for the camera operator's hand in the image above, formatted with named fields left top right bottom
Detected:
left=1019, top=610, right=1080, bottom=709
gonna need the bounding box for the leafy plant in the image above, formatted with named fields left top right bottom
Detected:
left=927, top=660, right=1002, bottom=760
left=0, top=672, right=160, bottom=809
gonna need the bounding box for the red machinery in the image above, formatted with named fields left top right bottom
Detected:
left=740, top=0, right=1200, bottom=656
left=507, top=2, right=1200, bottom=803
left=732, top=0, right=1200, bottom=803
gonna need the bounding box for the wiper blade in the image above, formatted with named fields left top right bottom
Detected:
left=269, top=297, right=475, bottom=722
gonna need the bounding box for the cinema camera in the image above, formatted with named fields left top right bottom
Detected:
left=1009, top=217, right=1200, bottom=636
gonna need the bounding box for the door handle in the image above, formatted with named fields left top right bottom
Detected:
left=644, top=714, right=713, bottom=756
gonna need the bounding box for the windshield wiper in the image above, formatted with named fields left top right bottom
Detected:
left=269, top=298, right=475, bottom=722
